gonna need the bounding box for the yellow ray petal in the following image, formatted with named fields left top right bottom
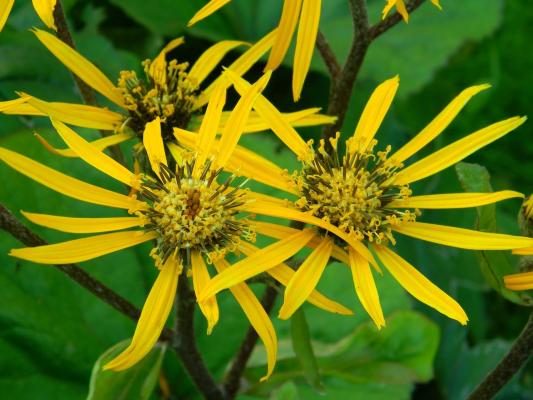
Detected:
left=348, top=76, right=399, bottom=153
left=191, top=251, right=219, bottom=334
left=279, top=236, right=333, bottom=319
left=216, top=71, right=271, bottom=168
left=0, top=0, right=14, bottom=31
left=504, top=271, right=533, bottom=291
left=394, top=221, right=533, bottom=250
left=189, top=40, right=249, bottom=86
left=195, top=29, right=277, bottom=109
left=382, top=0, right=409, bottom=22
left=0, top=147, right=144, bottom=210
left=431, top=0, right=442, bottom=10
left=349, top=248, right=385, bottom=328
left=10, top=230, right=156, bottom=264
left=391, top=84, right=491, bottom=163
left=388, top=191, right=524, bottom=209
left=513, top=246, right=533, bottom=255
left=35, top=132, right=133, bottom=158
left=32, top=29, right=126, bottom=107
left=213, top=258, right=277, bottom=381
left=188, top=0, right=231, bottom=26
left=223, top=68, right=310, bottom=159
left=22, top=211, right=143, bottom=234
left=0, top=97, right=40, bottom=114
left=149, top=37, right=184, bottom=87
left=265, top=0, right=303, bottom=71
left=52, top=119, right=137, bottom=187
left=292, top=0, right=321, bottom=101
left=32, top=0, right=57, bottom=30
left=105, top=255, right=181, bottom=371
left=143, top=118, right=167, bottom=178
left=374, top=245, right=468, bottom=324
left=395, top=116, right=527, bottom=185
left=198, top=229, right=316, bottom=301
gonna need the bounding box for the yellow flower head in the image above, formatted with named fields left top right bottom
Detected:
left=1, top=0, right=56, bottom=32
left=382, top=0, right=442, bottom=23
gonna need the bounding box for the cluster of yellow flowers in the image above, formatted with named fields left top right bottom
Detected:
left=0, top=0, right=531, bottom=380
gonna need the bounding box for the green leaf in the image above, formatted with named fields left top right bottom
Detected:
left=87, top=340, right=166, bottom=400
left=270, top=381, right=300, bottom=400
left=455, top=162, right=532, bottom=306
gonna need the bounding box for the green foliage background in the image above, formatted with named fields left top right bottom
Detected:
left=0, top=0, right=531, bottom=399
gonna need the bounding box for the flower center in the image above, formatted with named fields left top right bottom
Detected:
left=292, top=136, right=417, bottom=244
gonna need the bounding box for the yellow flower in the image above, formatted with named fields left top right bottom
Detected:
left=1, top=0, right=56, bottom=32
left=188, top=73, right=533, bottom=328
left=189, top=0, right=321, bottom=101
left=0, top=74, right=351, bottom=377
left=382, top=0, right=442, bottom=23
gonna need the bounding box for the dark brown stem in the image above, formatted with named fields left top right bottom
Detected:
left=316, top=31, right=341, bottom=80
left=467, top=310, right=533, bottom=400
left=223, top=285, right=278, bottom=399
left=0, top=203, right=173, bottom=341
left=172, top=273, right=225, bottom=400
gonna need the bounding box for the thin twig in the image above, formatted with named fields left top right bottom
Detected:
left=467, top=310, right=533, bottom=399
left=0, top=203, right=173, bottom=341
left=172, top=273, right=226, bottom=400
left=316, top=31, right=341, bottom=80
left=223, top=286, right=278, bottom=399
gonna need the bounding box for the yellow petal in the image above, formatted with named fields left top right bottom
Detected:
left=279, top=236, right=333, bottom=319
left=195, top=29, right=276, bottom=109
left=348, top=76, right=399, bottom=153
left=22, top=211, right=143, bottom=234
left=431, top=0, right=442, bottom=10
left=0, top=147, right=144, bottom=210
left=391, top=84, right=491, bottom=163
left=265, top=0, right=303, bottom=71
left=52, top=119, right=137, bottom=187
left=374, top=245, right=468, bottom=324
left=348, top=247, right=385, bottom=328
left=0, top=97, right=40, bottom=114
left=216, top=71, right=271, bottom=168
left=292, top=0, right=321, bottom=101
left=395, top=116, right=527, bottom=185
left=105, top=255, right=181, bottom=371
left=198, top=229, right=316, bottom=301
left=213, top=258, right=277, bottom=381
left=32, top=0, right=57, bottom=30
left=35, top=132, right=133, bottom=158
left=504, top=272, right=533, bottom=291
left=188, top=0, right=231, bottom=26
left=191, top=251, right=219, bottom=334
left=388, top=191, right=524, bottom=209
left=513, top=246, right=533, bottom=255
left=0, top=0, right=14, bottom=31
left=393, top=221, right=533, bottom=250
left=149, top=37, right=184, bottom=87
left=32, top=28, right=126, bottom=107
left=10, top=230, right=157, bottom=264
left=223, top=68, right=310, bottom=159
left=143, top=118, right=167, bottom=178
left=189, top=40, right=249, bottom=86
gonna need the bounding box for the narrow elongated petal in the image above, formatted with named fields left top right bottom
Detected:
left=388, top=191, right=524, bottom=209
left=348, top=76, right=399, bottom=153
left=216, top=72, right=271, bottom=168
left=374, top=245, right=468, bottom=324
left=32, top=29, right=126, bottom=107
left=189, top=40, right=249, bottom=86
left=0, top=0, right=14, bottom=31
left=52, top=119, right=137, bottom=187
left=394, top=221, right=533, bottom=250
left=0, top=147, right=144, bottom=210
left=292, top=0, right=321, bottom=101
left=35, top=132, right=133, bottom=158
left=198, top=229, right=316, bottom=301
left=32, top=0, right=57, bottom=30
left=382, top=0, right=409, bottom=22
left=149, top=37, right=184, bottom=87
left=191, top=251, right=219, bottom=334
left=504, top=272, right=533, bottom=291
left=279, top=236, right=333, bottom=319
left=105, top=255, right=181, bottom=371
left=223, top=69, right=310, bottom=158
left=395, top=116, right=527, bottom=185
left=143, top=118, right=167, bottom=178
left=265, top=0, right=303, bottom=71
left=188, top=0, right=231, bottom=26
left=0, top=97, right=39, bottom=114
left=391, top=84, right=491, bottom=163
left=10, top=230, right=156, bottom=264
left=213, top=258, right=277, bottom=381
left=22, top=211, right=143, bottom=234
left=349, top=248, right=385, bottom=328
left=513, top=246, right=533, bottom=255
